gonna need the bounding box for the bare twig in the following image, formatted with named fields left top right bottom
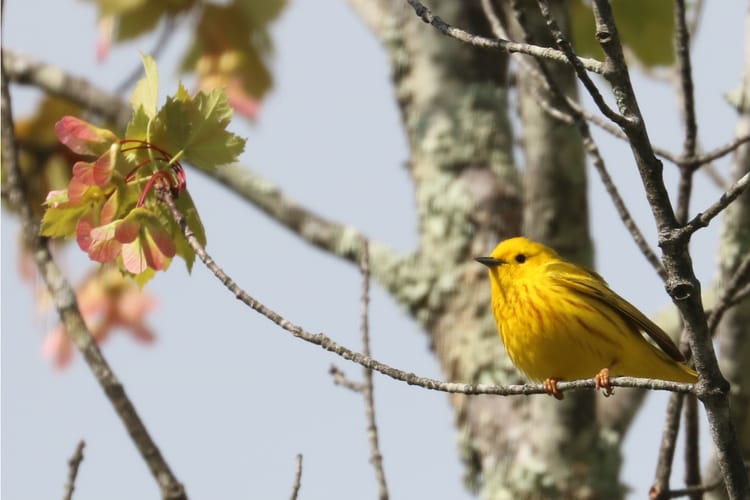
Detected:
left=1, top=52, right=186, bottom=500
left=500, top=0, right=665, bottom=280
left=289, top=454, right=303, bottom=500
left=329, top=365, right=366, bottom=393
left=159, top=189, right=696, bottom=397
left=358, top=240, right=389, bottom=500
left=683, top=394, right=702, bottom=500
left=62, top=440, right=85, bottom=500
left=677, top=171, right=750, bottom=239
left=667, top=479, right=722, bottom=497
left=404, top=0, right=604, bottom=74
left=683, top=135, right=750, bottom=170
left=707, top=252, right=750, bottom=334
left=198, top=164, right=387, bottom=268
left=673, top=0, right=698, bottom=224
left=2, top=49, right=130, bottom=126
left=651, top=393, right=685, bottom=500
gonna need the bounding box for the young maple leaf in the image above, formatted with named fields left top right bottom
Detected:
left=55, top=116, right=118, bottom=157
left=40, top=55, right=241, bottom=285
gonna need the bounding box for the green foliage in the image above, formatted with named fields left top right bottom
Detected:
left=40, top=56, right=244, bottom=285
left=131, top=53, right=159, bottom=118
left=570, top=0, right=675, bottom=68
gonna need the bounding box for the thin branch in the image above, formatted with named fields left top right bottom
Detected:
left=289, top=454, right=303, bottom=500
left=729, top=283, right=750, bottom=309
left=404, top=0, right=604, bottom=74
left=677, top=171, right=750, bottom=239
left=674, top=0, right=698, bottom=159
left=2, top=49, right=130, bottom=126
left=62, top=440, right=85, bottom=500
left=358, top=240, right=389, bottom=500
left=114, top=16, right=177, bottom=95
left=651, top=393, right=685, bottom=500
left=684, top=394, right=702, bottom=500
left=585, top=136, right=668, bottom=280
left=499, top=0, right=665, bottom=280
left=475, top=5, right=736, bottom=189
left=1, top=54, right=186, bottom=500
left=707, top=252, right=750, bottom=334
left=673, top=0, right=698, bottom=224
left=683, top=134, right=750, bottom=170
left=196, top=164, right=389, bottom=267
left=329, top=364, right=366, bottom=393
left=158, top=188, right=696, bottom=397
left=667, top=479, right=722, bottom=498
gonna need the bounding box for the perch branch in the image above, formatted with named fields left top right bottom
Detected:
left=159, top=189, right=696, bottom=398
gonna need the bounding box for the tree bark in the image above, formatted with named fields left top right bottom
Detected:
left=708, top=9, right=750, bottom=498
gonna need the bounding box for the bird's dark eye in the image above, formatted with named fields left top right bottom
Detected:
left=515, top=254, right=526, bottom=263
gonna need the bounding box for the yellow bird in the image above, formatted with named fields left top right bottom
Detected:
left=476, top=237, right=697, bottom=398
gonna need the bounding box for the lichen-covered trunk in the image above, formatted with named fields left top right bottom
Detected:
left=709, top=10, right=750, bottom=498
left=372, top=1, right=623, bottom=497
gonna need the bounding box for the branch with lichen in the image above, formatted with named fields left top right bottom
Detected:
left=2, top=49, right=409, bottom=290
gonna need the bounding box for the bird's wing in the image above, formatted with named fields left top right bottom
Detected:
left=546, top=261, right=686, bottom=362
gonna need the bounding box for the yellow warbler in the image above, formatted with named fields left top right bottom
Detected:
left=476, top=237, right=697, bottom=398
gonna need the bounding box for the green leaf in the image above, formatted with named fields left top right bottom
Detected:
left=40, top=203, right=89, bottom=238
left=131, top=54, right=159, bottom=118
left=151, top=87, right=246, bottom=170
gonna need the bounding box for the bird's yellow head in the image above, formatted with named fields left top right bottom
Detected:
left=475, top=237, right=559, bottom=285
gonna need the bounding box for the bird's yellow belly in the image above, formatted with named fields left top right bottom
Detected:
left=498, top=296, right=626, bottom=383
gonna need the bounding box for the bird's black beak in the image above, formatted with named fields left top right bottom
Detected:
left=475, top=256, right=505, bottom=268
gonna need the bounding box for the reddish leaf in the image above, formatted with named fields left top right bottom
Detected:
left=93, top=150, right=114, bottom=186
left=76, top=212, right=97, bottom=252
left=122, top=237, right=148, bottom=274
left=55, top=116, right=117, bottom=156
left=143, top=225, right=175, bottom=270
left=115, top=219, right=140, bottom=243
left=100, top=193, right=118, bottom=225
left=88, top=222, right=122, bottom=263
left=72, top=160, right=97, bottom=186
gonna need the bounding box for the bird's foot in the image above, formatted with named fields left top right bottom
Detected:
left=595, top=368, right=614, bottom=397
left=543, top=378, right=564, bottom=400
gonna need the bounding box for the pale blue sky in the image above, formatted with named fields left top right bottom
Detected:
left=2, top=1, right=745, bottom=499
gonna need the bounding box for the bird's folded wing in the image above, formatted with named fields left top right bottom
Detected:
left=546, top=261, right=686, bottom=363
